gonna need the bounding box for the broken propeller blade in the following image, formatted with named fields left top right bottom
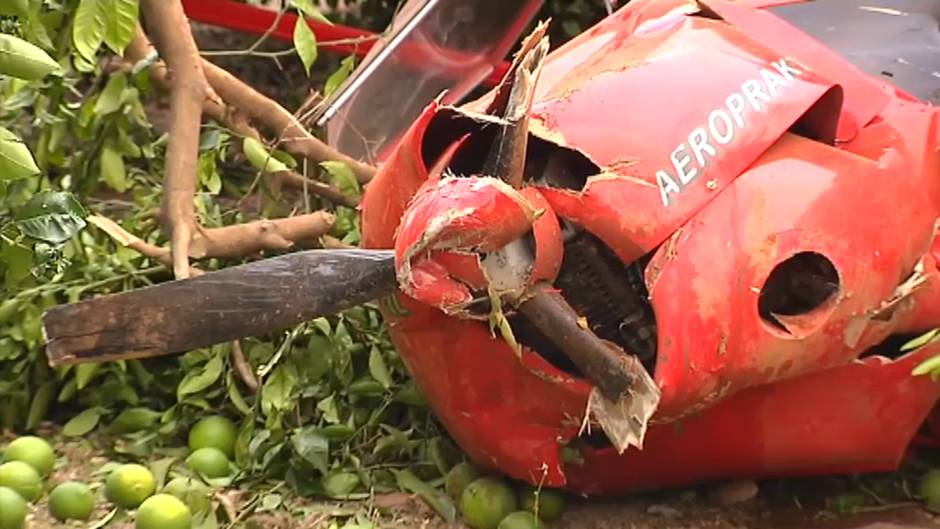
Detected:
left=42, top=249, right=397, bottom=366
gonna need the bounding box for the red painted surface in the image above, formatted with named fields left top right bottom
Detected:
left=359, top=0, right=940, bottom=494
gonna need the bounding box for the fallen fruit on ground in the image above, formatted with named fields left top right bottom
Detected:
left=498, top=511, right=543, bottom=529
left=518, top=485, right=565, bottom=521
left=2, top=436, right=55, bottom=476
left=48, top=481, right=96, bottom=521
left=445, top=461, right=480, bottom=499
left=163, top=476, right=212, bottom=514
left=0, top=486, right=27, bottom=529
left=136, top=493, right=193, bottom=529
left=186, top=447, right=231, bottom=478
left=460, top=477, right=518, bottom=529
left=188, top=415, right=237, bottom=458
left=0, top=461, right=42, bottom=502
left=920, top=469, right=940, bottom=508
left=105, top=463, right=156, bottom=508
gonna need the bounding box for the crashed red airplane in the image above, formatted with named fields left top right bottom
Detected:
left=41, top=0, right=940, bottom=497
left=359, top=0, right=940, bottom=494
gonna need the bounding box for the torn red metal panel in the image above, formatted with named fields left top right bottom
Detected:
left=512, top=0, right=841, bottom=263
left=645, top=131, right=936, bottom=419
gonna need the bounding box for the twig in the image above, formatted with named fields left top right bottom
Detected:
left=230, top=340, right=258, bottom=392
left=274, top=170, right=359, bottom=208
left=140, top=0, right=210, bottom=279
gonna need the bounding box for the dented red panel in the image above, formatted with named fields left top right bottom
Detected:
left=521, top=3, right=841, bottom=262
left=564, top=342, right=940, bottom=495
left=646, top=132, right=936, bottom=419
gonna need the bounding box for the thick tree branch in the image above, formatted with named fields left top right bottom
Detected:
left=199, top=60, right=377, bottom=184
left=127, top=29, right=359, bottom=207
left=140, top=0, right=210, bottom=279
left=189, top=211, right=335, bottom=258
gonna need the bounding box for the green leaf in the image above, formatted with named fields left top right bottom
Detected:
left=261, top=363, right=297, bottom=418
left=291, top=426, right=329, bottom=474
left=103, top=0, right=138, bottom=54
left=324, top=55, right=355, bottom=98
left=198, top=153, right=222, bottom=195
left=242, top=137, right=290, bottom=174
left=902, top=328, right=940, bottom=352
left=26, top=379, right=56, bottom=431
left=0, top=0, right=28, bottom=17
left=2, top=242, right=32, bottom=287
left=14, top=191, right=87, bottom=244
left=293, top=17, right=317, bottom=76
left=72, top=0, right=107, bottom=61
left=100, top=142, right=128, bottom=192
left=177, top=355, right=224, bottom=399
left=317, top=394, right=339, bottom=424
left=148, top=457, right=176, bottom=490
left=0, top=33, right=61, bottom=80
left=913, top=354, right=940, bottom=377
left=320, top=161, right=359, bottom=198
left=110, top=407, right=161, bottom=433
left=322, top=471, right=360, bottom=497
left=94, top=73, right=128, bottom=115
left=392, top=469, right=457, bottom=523
left=291, top=0, right=331, bottom=23
left=0, top=126, right=40, bottom=180
left=62, top=407, right=102, bottom=436
left=226, top=373, right=252, bottom=415
left=256, top=493, right=283, bottom=512
left=368, top=346, right=392, bottom=388
left=75, top=363, right=100, bottom=390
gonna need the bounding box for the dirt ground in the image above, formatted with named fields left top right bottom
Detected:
left=7, top=427, right=940, bottom=529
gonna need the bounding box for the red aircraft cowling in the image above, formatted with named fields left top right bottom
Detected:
left=360, top=0, right=940, bottom=494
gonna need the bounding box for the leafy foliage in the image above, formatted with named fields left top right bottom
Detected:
left=0, top=0, right=619, bottom=524
left=1, top=0, right=459, bottom=501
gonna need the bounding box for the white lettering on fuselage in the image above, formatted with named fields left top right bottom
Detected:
left=656, top=58, right=804, bottom=207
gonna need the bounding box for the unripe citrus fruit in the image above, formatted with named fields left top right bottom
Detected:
left=163, top=477, right=211, bottom=514
left=0, top=486, right=27, bottom=529
left=518, top=486, right=565, bottom=521
left=0, top=461, right=42, bottom=502
left=459, top=477, right=517, bottom=529
left=186, top=447, right=230, bottom=478
left=498, top=511, right=543, bottom=529
left=445, top=462, right=479, bottom=499
left=2, top=436, right=55, bottom=476
left=105, top=464, right=156, bottom=508
left=48, top=481, right=95, bottom=521
left=136, top=493, right=192, bottom=529
left=188, top=416, right=237, bottom=458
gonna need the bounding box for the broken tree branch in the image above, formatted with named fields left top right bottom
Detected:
left=140, top=0, right=210, bottom=279
left=199, top=60, right=377, bottom=184
left=127, top=29, right=360, bottom=207
left=189, top=211, right=335, bottom=258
